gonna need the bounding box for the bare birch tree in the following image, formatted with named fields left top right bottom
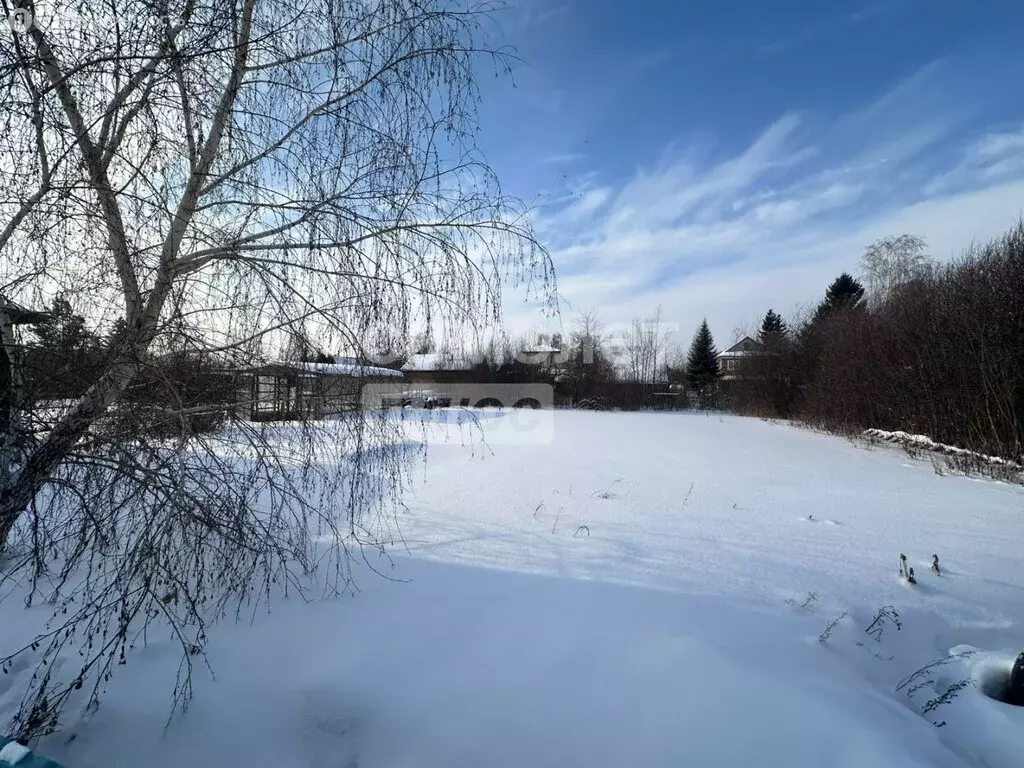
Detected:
left=0, top=0, right=552, bottom=739
left=861, top=234, right=932, bottom=306
left=621, top=306, right=672, bottom=388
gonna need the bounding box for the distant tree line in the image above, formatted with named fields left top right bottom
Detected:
left=733, top=220, right=1024, bottom=462
left=17, top=297, right=235, bottom=437
left=551, top=308, right=724, bottom=410
left=21, top=218, right=1021, bottom=445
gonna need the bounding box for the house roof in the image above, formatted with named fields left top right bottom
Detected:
left=718, top=336, right=763, bottom=358
left=0, top=298, right=50, bottom=326
left=251, top=361, right=404, bottom=378
left=401, top=353, right=472, bottom=372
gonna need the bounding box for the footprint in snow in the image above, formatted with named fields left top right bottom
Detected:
left=296, top=687, right=366, bottom=768
left=0, top=651, right=35, bottom=697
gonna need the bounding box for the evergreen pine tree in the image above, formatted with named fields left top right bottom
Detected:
left=818, top=273, right=865, bottom=315
left=34, top=295, right=93, bottom=359
left=106, top=318, right=130, bottom=353
left=685, top=319, right=721, bottom=394
left=758, top=309, right=788, bottom=345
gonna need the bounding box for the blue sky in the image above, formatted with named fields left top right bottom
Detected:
left=473, top=0, right=1024, bottom=347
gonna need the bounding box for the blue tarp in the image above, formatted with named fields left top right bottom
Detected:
left=0, top=737, right=67, bottom=768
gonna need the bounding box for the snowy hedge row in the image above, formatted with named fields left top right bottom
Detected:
left=863, top=429, right=1023, bottom=472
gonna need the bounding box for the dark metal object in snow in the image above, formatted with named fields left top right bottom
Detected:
left=0, top=736, right=69, bottom=768
left=1007, top=652, right=1024, bottom=706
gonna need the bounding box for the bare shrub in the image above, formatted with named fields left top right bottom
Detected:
left=786, top=591, right=820, bottom=610
left=738, top=221, right=1024, bottom=464
left=863, top=605, right=902, bottom=642
left=896, top=651, right=977, bottom=727
left=818, top=611, right=847, bottom=643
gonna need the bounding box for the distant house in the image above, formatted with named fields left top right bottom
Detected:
left=1, top=298, right=50, bottom=379
left=1, top=298, right=51, bottom=433
left=401, top=353, right=478, bottom=385
left=0, top=299, right=49, bottom=327
left=242, top=360, right=403, bottom=421
left=400, top=350, right=559, bottom=408
left=518, top=343, right=564, bottom=375
left=717, top=336, right=764, bottom=381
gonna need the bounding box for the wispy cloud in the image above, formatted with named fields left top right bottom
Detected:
left=541, top=152, right=587, bottom=166
left=506, top=3, right=571, bottom=33
left=755, top=5, right=892, bottom=58
left=508, top=64, right=1024, bottom=341
left=923, top=123, right=1024, bottom=195
left=602, top=113, right=811, bottom=235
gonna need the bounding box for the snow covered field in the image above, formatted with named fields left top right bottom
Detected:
left=5, top=411, right=1024, bottom=767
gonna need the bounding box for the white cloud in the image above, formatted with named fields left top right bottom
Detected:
left=923, top=123, right=1024, bottom=195
left=972, top=124, right=1024, bottom=158
left=503, top=71, right=1024, bottom=344
left=605, top=113, right=810, bottom=234
left=561, top=187, right=614, bottom=222
left=541, top=152, right=587, bottom=165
